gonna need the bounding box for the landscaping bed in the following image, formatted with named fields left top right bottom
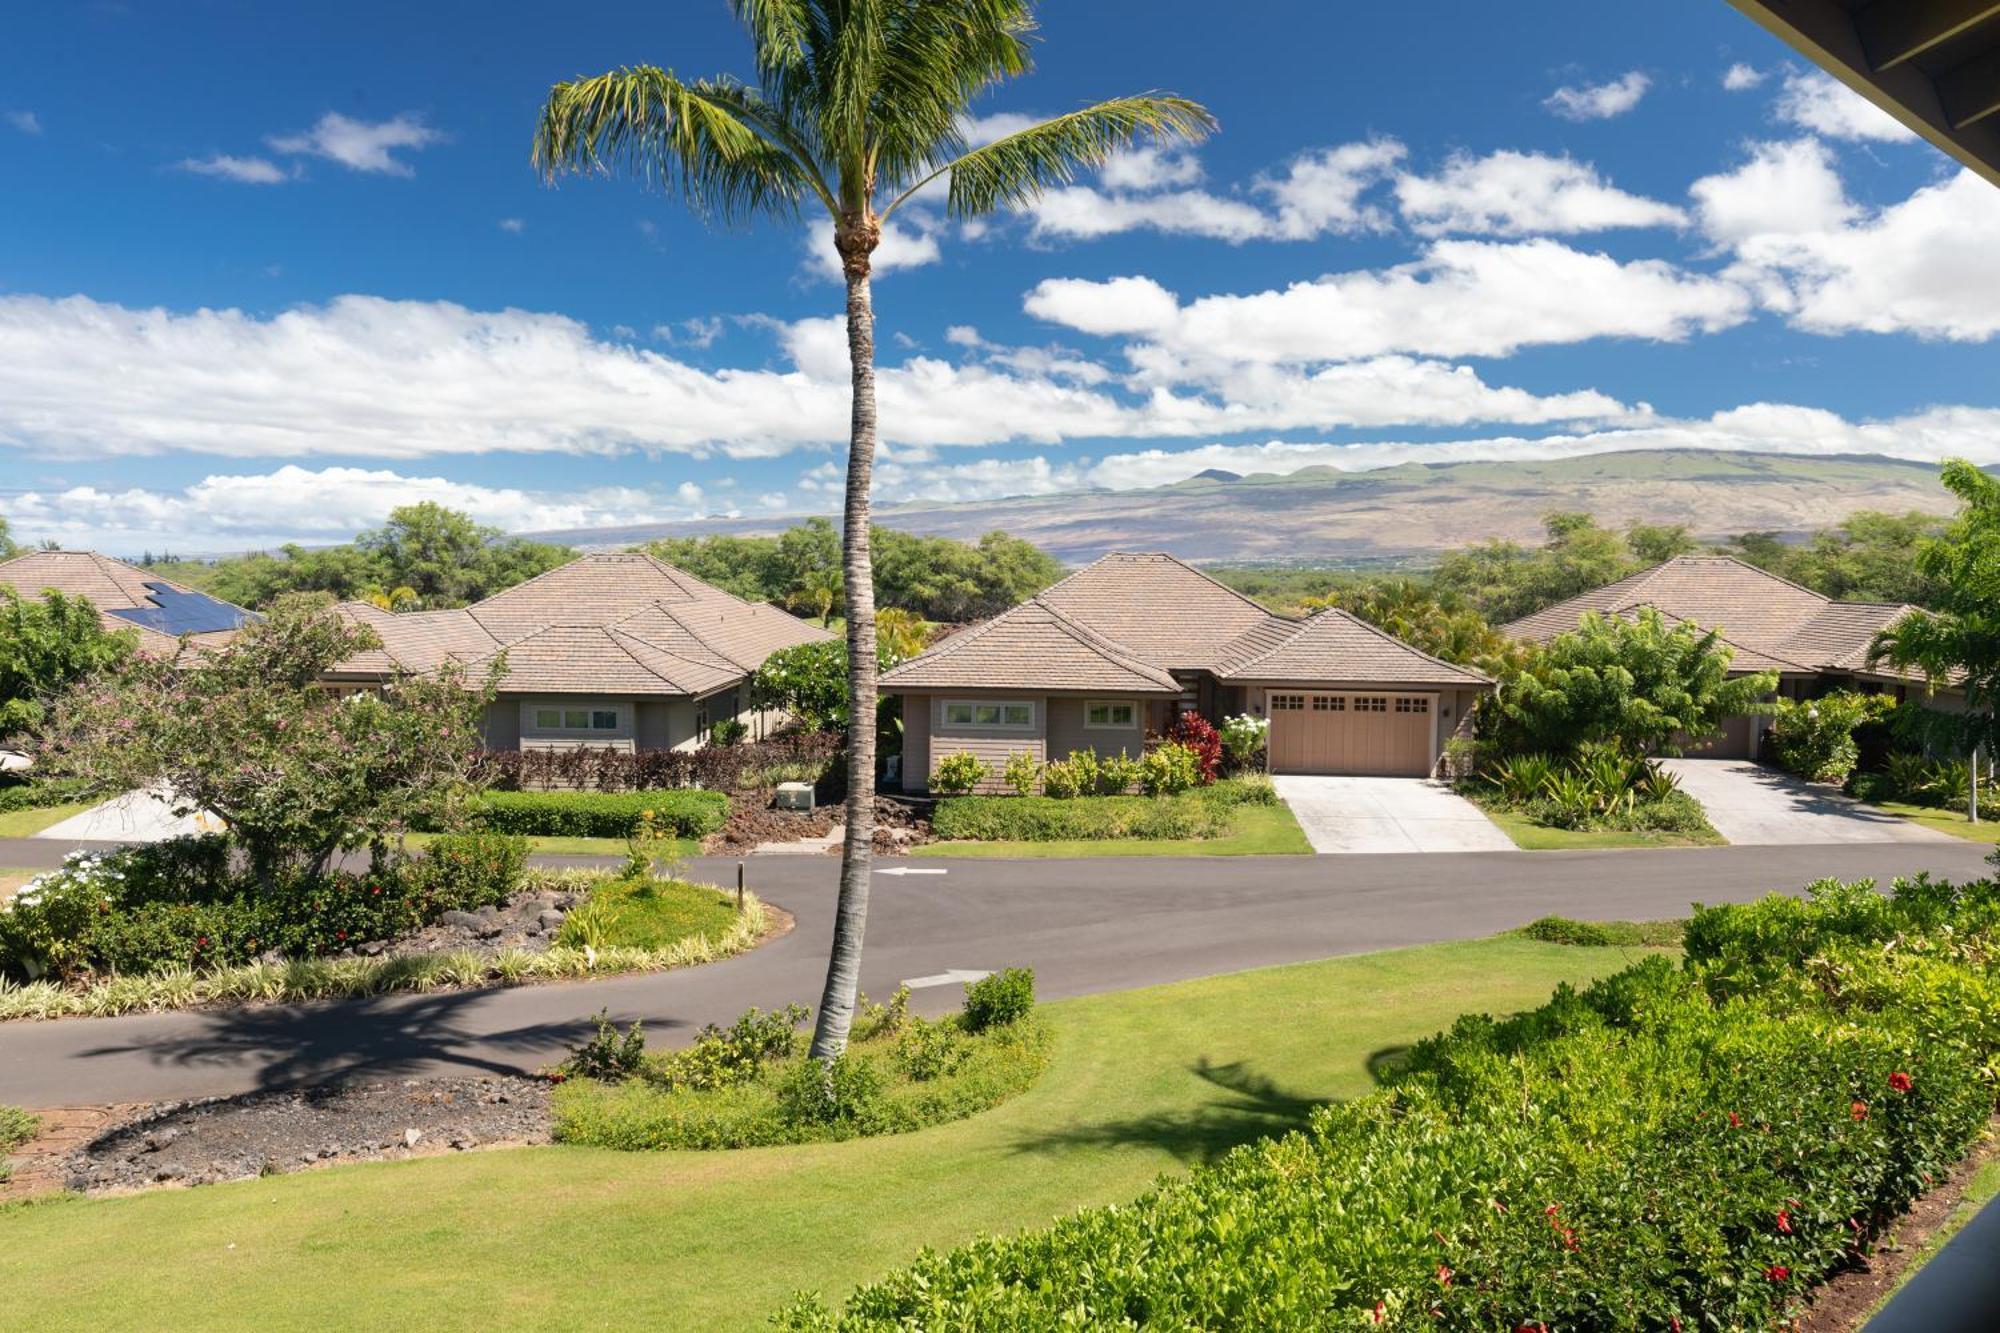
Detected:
left=61, top=1076, right=553, bottom=1193
left=923, top=776, right=1309, bottom=857
left=1458, top=747, right=1724, bottom=849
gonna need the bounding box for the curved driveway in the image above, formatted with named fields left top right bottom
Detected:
left=1, top=841, right=1991, bottom=1108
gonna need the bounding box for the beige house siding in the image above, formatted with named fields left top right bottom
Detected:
left=636, top=700, right=677, bottom=750
left=1046, top=696, right=1145, bottom=765
left=900, top=691, right=933, bottom=793
left=923, top=693, right=1047, bottom=795
left=482, top=700, right=522, bottom=751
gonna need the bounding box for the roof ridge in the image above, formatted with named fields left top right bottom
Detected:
left=1029, top=598, right=1181, bottom=688
left=1658, top=553, right=1832, bottom=607
left=1231, top=607, right=1493, bottom=684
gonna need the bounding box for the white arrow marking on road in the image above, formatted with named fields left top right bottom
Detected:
left=901, top=968, right=990, bottom=990
left=877, top=866, right=948, bottom=876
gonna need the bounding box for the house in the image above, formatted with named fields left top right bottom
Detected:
left=881, top=552, right=1493, bottom=791
left=0, top=550, right=256, bottom=657
left=324, top=551, right=833, bottom=753
left=1502, top=555, right=1952, bottom=756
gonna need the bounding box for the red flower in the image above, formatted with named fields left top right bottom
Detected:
left=1436, top=1264, right=1453, bottom=1288
left=196, top=936, right=207, bottom=949
left=1516, top=1325, right=1546, bottom=1333
left=1670, top=1319, right=1683, bottom=1333
left=1727, top=1110, right=1743, bottom=1129
left=1372, top=1301, right=1385, bottom=1324
left=1764, top=1264, right=1790, bottom=1282
left=1776, top=1209, right=1793, bottom=1234
left=1851, top=1100, right=1869, bottom=1121
left=1888, top=1071, right=1913, bottom=1092
left=337, top=929, right=348, bottom=941
left=1544, top=1204, right=1560, bottom=1217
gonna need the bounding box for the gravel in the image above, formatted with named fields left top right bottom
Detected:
left=368, top=887, right=584, bottom=959
left=66, top=1076, right=553, bottom=1193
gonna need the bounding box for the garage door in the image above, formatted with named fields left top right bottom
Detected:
left=1268, top=692, right=1435, bottom=776
left=1678, top=713, right=1757, bottom=759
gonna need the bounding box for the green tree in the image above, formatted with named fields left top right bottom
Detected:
left=37, top=604, right=496, bottom=886
left=1868, top=461, right=2000, bottom=820
left=1492, top=608, right=1777, bottom=757
left=359, top=502, right=574, bottom=607
left=1307, top=579, right=1529, bottom=678
left=775, top=517, right=845, bottom=622
left=532, top=0, right=1210, bottom=1058
left=1626, top=521, right=1697, bottom=565
left=750, top=640, right=849, bottom=731
left=0, top=517, right=17, bottom=560
left=643, top=532, right=786, bottom=602
left=0, top=589, right=137, bottom=737
left=1435, top=512, right=1641, bottom=624
left=873, top=527, right=1064, bottom=621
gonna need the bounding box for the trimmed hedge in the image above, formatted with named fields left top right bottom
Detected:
left=469, top=731, right=841, bottom=794
left=464, top=789, right=728, bottom=839
left=0, top=778, right=93, bottom=813
left=777, top=875, right=2000, bottom=1329
left=930, top=779, right=1273, bottom=843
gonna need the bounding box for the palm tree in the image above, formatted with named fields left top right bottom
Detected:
left=785, top=568, right=842, bottom=627
left=533, top=1, right=1212, bottom=1059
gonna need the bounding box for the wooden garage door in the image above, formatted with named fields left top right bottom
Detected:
left=1268, top=692, right=1435, bottom=776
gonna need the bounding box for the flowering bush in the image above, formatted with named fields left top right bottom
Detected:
left=1165, top=712, right=1222, bottom=784
left=776, top=873, right=2000, bottom=1330
left=1218, top=713, right=1269, bottom=771
left=1767, top=690, right=1896, bottom=784
left=469, top=731, right=842, bottom=794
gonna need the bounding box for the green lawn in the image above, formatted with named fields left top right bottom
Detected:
left=1475, top=803, right=1724, bottom=851
left=403, top=830, right=699, bottom=860
left=564, top=875, right=741, bottom=950
left=0, top=935, right=1657, bottom=1331
left=0, top=803, right=91, bottom=838
left=1869, top=800, right=2000, bottom=845
left=924, top=801, right=1311, bottom=858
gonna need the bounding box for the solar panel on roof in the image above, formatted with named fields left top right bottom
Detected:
left=108, top=582, right=258, bottom=636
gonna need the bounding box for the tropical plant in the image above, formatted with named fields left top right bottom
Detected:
left=1218, top=713, right=1269, bottom=770
left=531, top=0, right=1211, bottom=1062
left=750, top=640, right=849, bottom=731
left=1001, top=750, right=1041, bottom=797
left=1138, top=741, right=1202, bottom=797
left=1766, top=690, right=1894, bottom=785
left=873, top=607, right=930, bottom=669
left=1165, top=712, right=1222, bottom=785
left=1488, top=753, right=1558, bottom=805
left=1869, top=460, right=2000, bottom=821
left=0, top=588, right=137, bottom=738
left=931, top=751, right=990, bottom=797
left=786, top=568, right=843, bottom=627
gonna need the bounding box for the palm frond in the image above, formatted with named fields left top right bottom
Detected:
left=867, top=0, right=1035, bottom=191
left=533, top=67, right=822, bottom=227
left=730, top=0, right=814, bottom=74
left=887, top=94, right=1215, bottom=218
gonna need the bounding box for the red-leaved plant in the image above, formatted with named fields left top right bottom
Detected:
left=1166, top=712, right=1222, bottom=785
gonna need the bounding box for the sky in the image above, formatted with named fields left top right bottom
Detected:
left=2, top=0, right=1998, bottom=555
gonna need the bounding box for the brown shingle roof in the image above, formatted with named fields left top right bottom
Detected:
left=1503, top=555, right=1923, bottom=679
left=881, top=600, right=1181, bottom=694
left=1220, top=609, right=1492, bottom=686
left=1036, top=553, right=1284, bottom=672
left=0, top=550, right=249, bottom=657
left=329, top=551, right=831, bottom=696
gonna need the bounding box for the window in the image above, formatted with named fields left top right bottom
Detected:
left=591, top=709, right=620, bottom=729
left=1085, top=700, right=1136, bottom=728
left=1312, top=695, right=1345, bottom=712
left=563, top=709, right=591, bottom=728
left=1354, top=696, right=1388, bottom=712
left=534, top=707, right=561, bottom=729
left=1394, top=697, right=1430, bottom=715
left=530, top=705, right=620, bottom=732
left=943, top=700, right=1033, bottom=729
left=1271, top=694, right=1305, bottom=711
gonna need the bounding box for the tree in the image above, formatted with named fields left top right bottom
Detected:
left=0, top=517, right=17, bottom=560
left=1869, top=461, right=2000, bottom=820
left=1306, top=579, right=1531, bottom=678
left=358, top=502, right=574, bottom=608
left=1626, top=521, right=1696, bottom=565
left=0, top=589, right=137, bottom=737
left=1492, top=608, right=1777, bottom=757
left=750, top=640, right=849, bottom=731
left=1435, top=512, right=1641, bottom=624
left=1730, top=510, right=1947, bottom=606
left=533, top=1, right=1210, bottom=1059
left=874, top=607, right=930, bottom=669
left=36, top=603, right=496, bottom=886
left=873, top=527, right=1064, bottom=621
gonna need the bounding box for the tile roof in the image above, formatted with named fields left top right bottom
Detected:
left=880, top=600, right=1182, bottom=694
left=1219, top=609, right=1493, bottom=686
left=885, top=552, right=1494, bottom=694
left=1502, top=555, right=1924, bottom=679
left=329, top=551, right=830, bottom=697
left=0, top=550, right=250, bottom=657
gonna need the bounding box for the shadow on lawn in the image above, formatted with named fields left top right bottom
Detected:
left=1013, top=1057, right=1330, bottom=1166
left=75, top=988, right=688, bottom=1095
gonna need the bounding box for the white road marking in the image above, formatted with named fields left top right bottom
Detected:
left=877, top=866, right=949, bottom=876
left=900, top=968, right=991, bottom=990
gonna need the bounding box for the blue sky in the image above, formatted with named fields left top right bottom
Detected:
left=2, top=0, right=1997, bottom=554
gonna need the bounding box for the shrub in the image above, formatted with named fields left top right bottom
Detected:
left=929, top=794, right=1227, bottom=842
left=775, top=1052, right=884, bottom=1127
left=400, top=831, right=526, bottom=912
left=778, top=877, right=1997, bottom=1330
left=651, top=1004, right=807, bottom=1092
left=1488, top=752, right=1557, bottom=804
left=707, top=718, right=748, bottom=747
left=931, top=751, right=990, bottom=797
left=469, top=731, right=843, bottom=795
left=893, top=1016, right=968, bottom=1082
left=0, top=777, right=93, bottom=813
left=1165, top=712, right=1222, bottom=784
left=1095, top=752, right=1142, bottom=796
left=1039, top=751, right=1090, bottom=799
left=1768, top=691, right=1894, bottom=785
left=464, top=789, right=727, bottom=839
left=1205, top=773, right=1278, bottom=806
left=962, top=966, right=1034, bottom=1033
left=0, top=1102, right=35, bottom=1184
left=751, top=640, right=849, bottom=731
left=1218, top=713, right=1269, bottom=771
left=560, top=1009, right=648, bottom=1082
left=1138, top=741, right=1201, bottom=796
left=1001, top=750, right=1042, bottom=797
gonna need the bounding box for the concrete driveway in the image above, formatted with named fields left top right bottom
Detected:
left=1660, top=759, right=1957, bottom=846
left=1271, top=775, right=1518, bottom=854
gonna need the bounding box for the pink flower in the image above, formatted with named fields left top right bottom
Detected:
left=1851, top=1100, right=1869, bottom=1121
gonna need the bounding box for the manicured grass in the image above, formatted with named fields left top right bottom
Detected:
left=562, top=874, right=740, bottom=950
left=0, top=803, right=92, bottom=838
left=925, top=801, right=1311, bottom=858
left=1870, top=800, right=2000, bottom=845
left=404, top=830, right=700, bottom=860
left=0, top=935, right=1657, bottom=1331
left=1477, top=803, right=1724, bottom=851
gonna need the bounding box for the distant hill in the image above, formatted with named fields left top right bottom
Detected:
left=527, top=449, right=1963, bottom=566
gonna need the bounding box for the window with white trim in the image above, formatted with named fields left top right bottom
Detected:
left=1085, top=700, right=1136, bottom=728
left=943, top=699, right=1033, bottom=729
left=1354, top=696, right=1388, bottom=712
left=1271, top=693, right=1305, bottom=711
left=530, top=705, right=621, bottom=731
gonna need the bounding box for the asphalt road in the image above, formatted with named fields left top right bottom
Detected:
left=3, top=838, right=1992, bottom=1108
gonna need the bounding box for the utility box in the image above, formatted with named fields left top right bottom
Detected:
left=774, top=781, right=815, bottom=812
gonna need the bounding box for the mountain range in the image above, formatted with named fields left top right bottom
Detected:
left=529, top=449, right=1964, bottom=566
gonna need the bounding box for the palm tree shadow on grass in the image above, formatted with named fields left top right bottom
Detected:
left=1013, top=1057, right=1332, bottom=1167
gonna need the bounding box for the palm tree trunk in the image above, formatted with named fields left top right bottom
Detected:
left=809, top=240, right=880, bottom=1061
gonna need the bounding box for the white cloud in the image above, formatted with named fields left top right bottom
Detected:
left=1256, top=141, right=1406, bottom=238
left=1690, top=139, right=1856, bottom=243
left=177, top=154, right=290, bottom=185
left=1026, top=239, right=1750, bottom=365
left=1544, top=71, right=1651, bottom=121
left=1721, top=63, right=1765, bottom=92
left=656, top=316, right=723, bottom=348
left=1394, top=150, right=1685, bottom=236
left=1, top=466, right=678, bottom=553
left=1098, top=146, right=1204, bottom=191
left=4, top=110, right=40, bottom=135
left=1027, top=185, right=1278, bottom=243
left=267, top=112, right=444, bottom=175
left=1773, top=69, right=1914, bottom=142
left=1727, top=169, right=2000, bottom=339
left=498, top=217, right=525, bottom=233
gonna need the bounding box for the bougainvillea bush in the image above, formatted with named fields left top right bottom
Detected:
left=778, top=873, right=2000, bottom=1330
